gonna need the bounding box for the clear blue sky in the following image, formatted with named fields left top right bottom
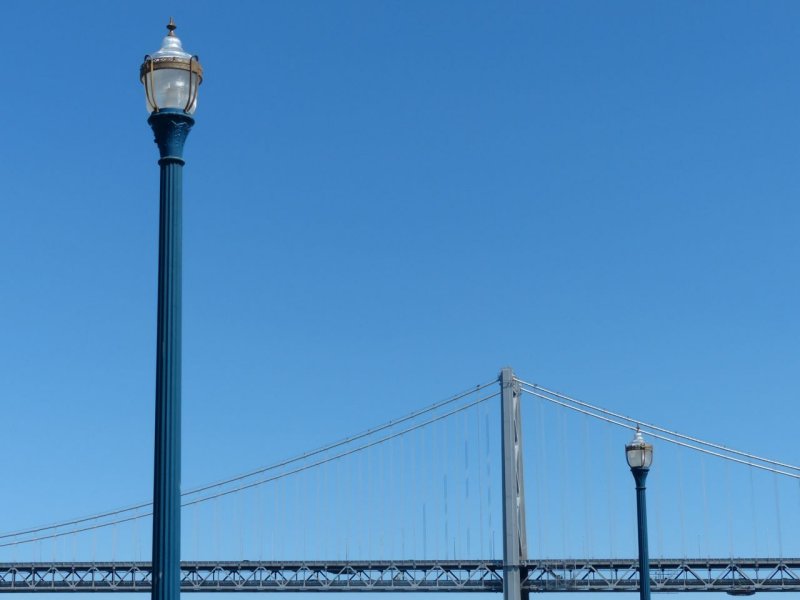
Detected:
left=2, top=1, right=800, bottom=598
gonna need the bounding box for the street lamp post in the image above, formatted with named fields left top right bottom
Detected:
left=626, top=428, right=653, bottom=600
left=140, top=19, right=203, bottom=600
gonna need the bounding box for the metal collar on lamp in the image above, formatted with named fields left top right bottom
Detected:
left=626, top=427, right=654, bottom=470
left=140, top=17, right=203, bottom=114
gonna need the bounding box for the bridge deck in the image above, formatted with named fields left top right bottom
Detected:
left=0, top=558, right=797, bottom=593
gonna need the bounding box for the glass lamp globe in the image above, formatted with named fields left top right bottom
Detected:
left=625, top=428, right=653, bottom=469
left=140, top=18, right=203, bottom=114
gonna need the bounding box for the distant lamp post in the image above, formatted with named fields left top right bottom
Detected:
left=140, top=18, right=203, bottom=600
left=626, top=427, right=653, bottom=600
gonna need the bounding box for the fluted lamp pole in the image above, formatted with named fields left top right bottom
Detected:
left=140, top=19, right=203, bottom=600
left=626, top=428, right=653, bottom=600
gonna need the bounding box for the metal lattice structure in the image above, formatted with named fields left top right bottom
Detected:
left=0, top=558, right=798, bottom=593
left=523, top=558, right=800, bottom=594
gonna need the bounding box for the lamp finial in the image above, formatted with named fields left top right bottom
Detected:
left=167, top=17, right=177, bottom=37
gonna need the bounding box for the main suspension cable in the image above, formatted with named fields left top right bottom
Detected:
left=518, top=379, right=800, bottom=473
left=0, top=390, right=499, bottom=548
left=0, top=379, right=496, bottom=542
left=519, top=385, right=799, bottom=480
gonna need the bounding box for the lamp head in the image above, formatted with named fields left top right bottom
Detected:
left=140, top=18, right=203, bottom=114
left=625, top=427, right=653, bottom=469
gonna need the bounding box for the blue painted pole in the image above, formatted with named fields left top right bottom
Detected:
left=631, top=467, right=651, bottom=600
left=149, top=108, right=194, bottom=600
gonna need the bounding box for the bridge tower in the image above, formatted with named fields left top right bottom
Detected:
left=500, top=367, right=528, bottom=600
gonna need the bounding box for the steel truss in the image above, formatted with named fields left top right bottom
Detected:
left=524, top=558, right=800, bottom=594
left=0, top=559, right=797, bottom=593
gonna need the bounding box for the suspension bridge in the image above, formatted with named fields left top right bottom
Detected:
left=2, top=369, right=799, bottom=594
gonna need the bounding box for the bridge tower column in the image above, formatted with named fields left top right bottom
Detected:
left=500, top=367, right=528, bottom=600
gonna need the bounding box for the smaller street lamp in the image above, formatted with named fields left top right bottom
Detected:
left=626, top=427, right=653, bottom=600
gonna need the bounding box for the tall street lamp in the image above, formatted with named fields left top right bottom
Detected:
left=626, top=427, right=653, bottom=600
left=140, top=18, right=203, bottom=600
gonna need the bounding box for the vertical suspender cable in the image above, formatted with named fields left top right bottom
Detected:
left=797, top=480, right=800, bottom=556
left=539, top=397, right=550, bottom=557
left=334, top=456, right=340, bottom=560
left=362, top=448, right=368, bottom=558
left=725, top=461, right=733, bottom=558
left=456, top=413, right=461, bottom=559
left=301, top=470, right=307, bottom=559
left=454, top=415, right=462, bottom=558
left=412, top=428, right=418, bottom=558
left=251, top=481, right=258, bottom=561
left=353, top=453, right=368, bottom=558
left=275, top=478, right=281, bottom=560
left=582, top=415, right=591, bottom=558
left=272, top=478, right=278, bottom=560
left=264, top=482, right=275, bottom=561
left=237, top=491, right=244, bottom=559
left=396, top=431, right=402, bottom=558
left=423, top=501, right=428, bottom=559
left=604, top=425, right=614, bottom=558
left=392, top=431, right=398, bottom=559
left=284, top=475, right=290, bottom=558
left=677, top=450, right=686, bottom=558
left=558, top=409, right=568, bottom=557
left=424, top=420, right=431, bottom=559
left=748, top=466, right=758, bottom=557
left=379, top=440, right=385, bottom=559
left=533, top=396, right=543, bottom=559
left=343, top=456, right=349, bottom=560
left=367, top=444, right=372, bottom=559
left=444, top=474, right=450, bottom=559
left=285, top=474, right=291, bottom=558
left=441, top=419, right=447, bottom=558
left=323, top=461, right=328, bottom=559
left=317, top=462, right=324, bottom=559
left=246, top=487, right=251, bottom=558
left=134, top=516, right=140, bottom=563
left=214, top=496, right=220, bottom=559
left=92, top=518, right=97, bottom=563
left=92, top=519, right=97, bottom=562
left=384, top=437, right=388, bottom=559
left=483, top=412, right=490, bottom=560
left=464, top=410, right=471, bottom=557
left=774, top=473, right=784, bottom=558
left=701, top=457, right=710, bottom=558
left=373, top=443, right=379, bottom=559
left=378, top=436, right=386, bottom=558
left=258, top=478, right=264, bottom=561
left=355, top=452, right=361, bottom=558
left=476, top=402, right=485, bottom=558
left=428, top=418, right=433, bottom=559
left=191, top=504, right=198, bottom=562
left=654, top=474, right=663, bottom=559
left=399, top=434, right=406, bottom=558
left=387, top=425, right=392, bottom=558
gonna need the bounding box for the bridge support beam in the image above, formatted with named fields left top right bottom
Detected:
left=500, top=367, right=528, bottom=600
